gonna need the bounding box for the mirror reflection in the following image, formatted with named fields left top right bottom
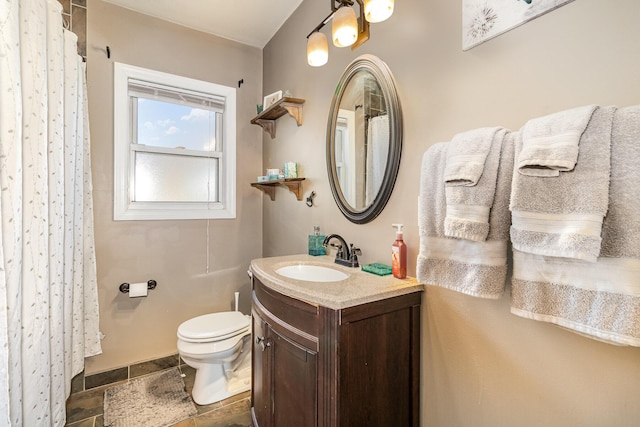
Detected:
left=327, top=54, right=402, bottom=224
left=334, top=70, right=389, bottom=210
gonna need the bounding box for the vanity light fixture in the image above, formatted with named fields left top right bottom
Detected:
left=364, top=0, right=394, bottom=23
left=306, top=0, right=394, bottom=67
left=332, top=5, right=358, bottom=47
left=307, top=32, right=329, bottom=67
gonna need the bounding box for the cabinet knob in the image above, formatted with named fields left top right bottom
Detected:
left=256, top=336, right=271, bottom=351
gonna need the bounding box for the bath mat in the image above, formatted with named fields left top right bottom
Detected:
left=103, top=367, right=197, bottom=427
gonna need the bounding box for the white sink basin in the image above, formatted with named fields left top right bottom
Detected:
left=276, top=264, right=349, bottom=282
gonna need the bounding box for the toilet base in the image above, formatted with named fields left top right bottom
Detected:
left=190, top=352, right=251, bottom=406
left=225, top=365, right=251, bottom=397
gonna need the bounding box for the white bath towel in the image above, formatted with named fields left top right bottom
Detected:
left=510, top=106, right=614, bottom=262
left=511, top=105, right=640, bottom=346
left=518, top=105, right=597, bottom=177
left=444, top=127, right=503, bottom=186
left=417, top=137, right=513, bottom=299
left=445, top=128, right=508, bottom=242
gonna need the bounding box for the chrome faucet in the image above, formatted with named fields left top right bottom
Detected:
left=322, top=234, right=361, bottom=268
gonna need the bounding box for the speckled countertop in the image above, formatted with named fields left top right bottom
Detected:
left=250, top=254, right=424, bottom=310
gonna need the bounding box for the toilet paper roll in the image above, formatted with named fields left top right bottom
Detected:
left=129, top=282, right=148, bottom=298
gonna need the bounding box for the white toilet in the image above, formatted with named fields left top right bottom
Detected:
left=177, top=310, right=252, bottom=405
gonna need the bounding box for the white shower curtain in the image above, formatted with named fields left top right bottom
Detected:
left=0, top=0, right=102, bottom=426
left=365, top=114, right=390, bottom=205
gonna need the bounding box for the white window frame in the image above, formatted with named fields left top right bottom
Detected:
left=113, top=62, right=236, bottom=220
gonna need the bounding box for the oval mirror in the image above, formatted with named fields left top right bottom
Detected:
left=327, top=55, right=403, bottom=224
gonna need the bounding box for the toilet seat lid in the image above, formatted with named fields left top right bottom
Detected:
left=178, top=311, right=250, bottom=342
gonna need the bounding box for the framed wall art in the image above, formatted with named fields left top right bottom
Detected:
left=263, top=90, right=283, bottom=109
left=462, top=0, right=575, bottom=50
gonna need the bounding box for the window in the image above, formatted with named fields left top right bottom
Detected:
left=113, top=62, right=236, bottom=220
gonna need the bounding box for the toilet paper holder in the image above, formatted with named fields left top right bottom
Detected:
left=119, top=280, right=157, bottom=294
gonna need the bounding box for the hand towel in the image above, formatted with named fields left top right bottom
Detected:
left=511, top=105, right=640, bottom=346
left=417, top=136, right=513, bottom=299
left=444, top=127, right=503, bottom=186
left=444, top=128, right=508, bottom=242
left=518, top=105, right=597, bottom=177
left=509, top=106, right=614, bottom=262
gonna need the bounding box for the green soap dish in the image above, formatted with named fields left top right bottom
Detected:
left=361, top=263, right=393, bottom=276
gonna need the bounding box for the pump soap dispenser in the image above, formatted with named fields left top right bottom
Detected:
left=308, top=226, right=326, bottom=256
left=392, top=224, right=407, bottom=279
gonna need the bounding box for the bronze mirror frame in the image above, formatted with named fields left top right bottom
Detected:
left=326, top=54, right=403, bottom=224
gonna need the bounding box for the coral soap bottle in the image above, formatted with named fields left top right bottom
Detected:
left=392, top=224, right=407, bottom=279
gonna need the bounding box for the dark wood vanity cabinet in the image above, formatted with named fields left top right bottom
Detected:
left=251, top=277, right=421, bottom=427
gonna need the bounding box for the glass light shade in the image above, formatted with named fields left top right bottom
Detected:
left=307, top=32, right=328, bottom=66
left=332, top=6, right=358, bottom=47
left=364, top=0, right=394, bottom=23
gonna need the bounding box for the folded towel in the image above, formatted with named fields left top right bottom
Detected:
left=518, top=105, right=597, bottom=177
left=511, top=105, right=640, bottom=346
left=444, top=127, right=503, bottom=186
left=509, top=106, right=614, bottom=262
left=444, top=128, right=508, bottom=242
left=417, top=137, right=513, bottom=299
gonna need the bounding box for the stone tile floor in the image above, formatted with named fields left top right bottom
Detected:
left=65, top=365, right=251, bottom=427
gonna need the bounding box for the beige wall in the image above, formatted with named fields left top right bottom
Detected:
left=85, top=0, right=263, bottom=374
left=263, top=0, right=640, bottom=425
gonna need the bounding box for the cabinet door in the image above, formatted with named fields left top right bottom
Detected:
left=271, top=328, right=318, bottom=427
left=339, top=304, right=419, bottom=427
left=252, top=310, right=270, bottom=427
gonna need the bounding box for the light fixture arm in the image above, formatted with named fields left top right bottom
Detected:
left=307, top=0, right=356, bottom=39
left=351, top=0, right=370, bottom=50
left=331, top=0, right=354, bottom=12
left=306, top=12, right=334, bottom=38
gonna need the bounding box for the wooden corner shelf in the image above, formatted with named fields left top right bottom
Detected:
left=250, top=97, right=305, bottom=139
left=251, top=178, right=306, bottom=201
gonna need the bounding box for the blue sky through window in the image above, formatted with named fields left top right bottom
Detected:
left=136, top=98, right=216, bottom=151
